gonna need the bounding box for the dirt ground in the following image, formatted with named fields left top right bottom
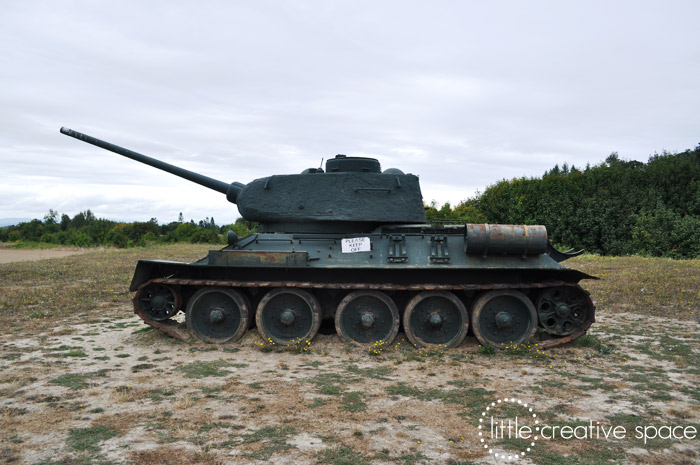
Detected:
left=0, top=248, right=699, bottom=464
left=0, top=246, right=87, bottom=264
left=2, top=311, right=700, bottom=464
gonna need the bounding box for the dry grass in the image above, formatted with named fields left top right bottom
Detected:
left=130, top=447, right=222, bottom=465
left=570, top=254, right=700, bottom=320
left=0, top=243, right=211, bottom=335
left=174, top=394, right=197, bottom=410
left=1, top=247, right=699, bottom=464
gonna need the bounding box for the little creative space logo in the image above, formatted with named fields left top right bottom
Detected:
left=477, top=396, right=699, bottom=462
left=478, top=397, right=538, bottom=461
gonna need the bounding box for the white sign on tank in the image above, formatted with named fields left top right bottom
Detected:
left=341, top=237, right=371, bottom=253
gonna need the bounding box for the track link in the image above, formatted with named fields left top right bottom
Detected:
left=132, top=278, right=595, bottom=349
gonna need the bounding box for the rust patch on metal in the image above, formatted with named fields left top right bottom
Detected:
left=132, top=292, right=191, bottom=341
left=534, top=289, right=596, bottom=349
left=144, top=278, right=576, bottom=292
left=143, top=318, right=191, bottom=341
left=534, top=318, right=594, bottom=349
left=208, top=250, right=308, bottom=267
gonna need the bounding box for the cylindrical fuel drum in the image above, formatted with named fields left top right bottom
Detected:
left=465, top=224, right=548, bottom=256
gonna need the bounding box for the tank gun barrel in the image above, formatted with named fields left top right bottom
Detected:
left=60, top=127, right=243, bottom=203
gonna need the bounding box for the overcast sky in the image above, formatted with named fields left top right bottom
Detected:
left=2, top=0, right=699, bottom=225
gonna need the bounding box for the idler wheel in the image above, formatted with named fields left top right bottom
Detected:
left=536, top=286, right=592, bottom=336
left=256, top=288, right=322, bottom=345
left=335, top=291, right=400, bottom=346
left=470, top=290, right=537, bottom=348
left=403, top=291, right=469, bottom=348
left=136, top=284, right=180, bottom=321
left=186, top=287, right=251, bottom=343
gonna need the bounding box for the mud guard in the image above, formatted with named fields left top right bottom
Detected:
left=129, top=260, right=191, bottom=291
left=546, top=243, right=585, bottom=263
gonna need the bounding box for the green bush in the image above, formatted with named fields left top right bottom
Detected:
left=190, top=228, right=220, bottom=244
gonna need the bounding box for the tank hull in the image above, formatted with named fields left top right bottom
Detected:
left=131, top=225, right=596, bottom=349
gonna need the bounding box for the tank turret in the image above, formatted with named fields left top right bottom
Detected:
left=60, top=128, right=426, bottom=233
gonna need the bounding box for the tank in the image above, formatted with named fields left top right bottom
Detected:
left=60, top=127, right=596, bottom=349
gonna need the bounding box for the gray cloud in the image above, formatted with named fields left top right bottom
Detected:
left=1, top=0, right=698, bottom=223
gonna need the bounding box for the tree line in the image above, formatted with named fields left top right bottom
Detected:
left=0, top=210, right=260, bottom=248
left=425, top=145, right=700, bottom=258
left=3, top=145, right=699, bottom=257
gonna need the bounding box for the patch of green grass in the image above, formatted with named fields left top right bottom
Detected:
left=344, top=363, right=392, bottom=380
left=200, top=386, right=223, bottom=394
left=131, top=363, right=156, bottom=373
left=587, top=382, right=618, bottom=392
left=301, top=360, right=323, bottom=367
left=622, top=368, right=666, bottom=382
left=148, top=387, right=176, bottom=403
left=306, top=371, right=357, bottom=395
left=198, top=421, right=231, bottom=434
left=573, top=333, right=615, bottom=355
left=132, top=327, right=153, bottom=334
left=596, top=344, right=615, bottom=355
left=189, top=346, right=219, bottom=352
left=114, top=353, right=130, bottom=359
left=50, top=370, right=107, bottom=391
left=239, top=425, right=297, bottom=460
left=340, top=391, right=367, bottom=412
left=447, top=380, right=471, bottom=388
left=0, top=406, right=27, bottom=416
left=478, top=345, right=497, bottom=356
left=398, top=350, right=425, bottom=362
left=385, top=382, right=493, bottom=415
left=67, top=425, right=117, bottom=452
left=176, top=360, right=231, bottom=378
left=317, top=445, right=369, bottom=465
left=394, top=452, right=427, bottom=465
left=386, top=382, right=422, bottom=398
left=574, top=376, right=618, bottom=392
left=642, top=382, right=672, bottom=391
left=307, top=398, right=327, bottom=408
left=606, top=413, right=676, bottom=449
left=538, top=379, right=566, bottom=388
left=113, top=321, right=139, bottom=329
left=517, top=441, right=622, bottom=465
left=45, top=344, right=83, bottom=352
left=572, top=334, right=600, bottom=348
left=47, top=350, right=88, bottom=358
left=659, top=335, right=693, bottom=357
left=321, top=384, right=342, bottom=395
left=679, top=386, right=700, bottom=402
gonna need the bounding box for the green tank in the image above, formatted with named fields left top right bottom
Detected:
left=61, top=127, right=596, bottom=349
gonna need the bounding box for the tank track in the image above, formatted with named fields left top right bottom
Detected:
left=132, top=278, right=595, bottom=349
